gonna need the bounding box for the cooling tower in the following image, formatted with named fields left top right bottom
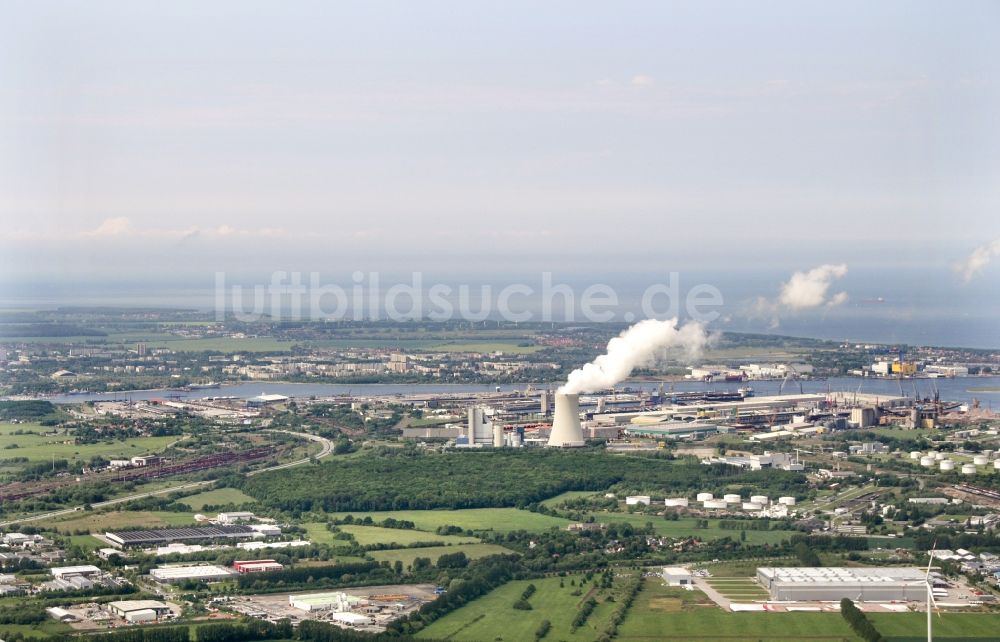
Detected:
left=548, top=393, right=585, bottom=447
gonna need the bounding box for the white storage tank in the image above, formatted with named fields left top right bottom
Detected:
left=920, top=456, right=935, bottom=467
left=703, top=499, right=728, bottom=509
left=909, top=451, right=922, bottom=460
left=983, top=449, right=994, bottom=459
left=664, top=498, right=689, bottom=508
left=723, top=494, right=742, bottom=504
left=962, top=464, right=977, bottom=475
left=994, top=459, right=1000, bottom=471
left=742, top=502, right=763, bottom=511
left=778, top=496, right=797, bottom=506
left=939, top=460, right=955, bottom=472
left=696, top=492, right=714, bottom=502
left=750, top=495, right=769, bottom=505
left=974, top=455, right=989, bottom=466
left=934, top=451, right=947, bottom=461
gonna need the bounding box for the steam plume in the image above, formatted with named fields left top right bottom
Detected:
left=955, top=238, right=1000, bottom=283
left=559, top=318, right=707, bottom=394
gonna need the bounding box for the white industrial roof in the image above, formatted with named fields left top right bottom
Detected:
left=150, top=565, right=234, bottom=579
left=50, top=565, right=101, bottom=576
left=109, top=600, right=169, bottom=612
left=759, top=567, right=924, bottom=585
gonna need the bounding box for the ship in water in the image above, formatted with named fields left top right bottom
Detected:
left=188, top=382, right=221, bottom=389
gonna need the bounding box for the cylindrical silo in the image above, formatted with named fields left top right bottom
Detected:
left=962, top=464, right=977, bottom=475
left=664, top=498, right=689, bottom=508
left=697, top=492, right=714, bottom=502
left=703, top=499, right=728, bottom=509
left=742, top=502, right=763, bottom=511
left=909, top=451, right=922, bottom=460
left=920, top=456, right=935, bottom=467
left=974, top=455, right=988, bottom=466
left=723, top=494, right=742, bottom=504
left=994, top=459, right=1000, bottom=471
left=934, top=451, right=946, bottom=461
left=750, top=495, right=769, bottom=505
left=939, top=460, right=955, bottom=472
left=778, top=496, right=796, bottom=506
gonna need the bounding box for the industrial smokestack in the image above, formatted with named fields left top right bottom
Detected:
left=548, top=393, right=585, bottom=447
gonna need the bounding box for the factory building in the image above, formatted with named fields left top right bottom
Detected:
left=105, top=525, right=257, bottom=548
left=233, top=559, right=283, bottom=573
left=50, top=565, right=102, bottom=579
left=246, top=393, right=289, bottom=408
left=289, top=591, right=365, bottom=612
left=465, top=406, right=500, bottom=447
left=150, top=564, right=236, bottom=584
left=217, top=511, right=255, bottom=524
left=757, top=567, right=926, bottom=602
left=662, top=567, right=694, bottom=587
left=108, top=600, right=173, bottom=620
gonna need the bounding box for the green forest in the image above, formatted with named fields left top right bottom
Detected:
left=241, top=448, right=808, bottom=512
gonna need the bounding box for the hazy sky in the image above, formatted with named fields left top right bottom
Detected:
left=1, top=0, right=998, bottom=280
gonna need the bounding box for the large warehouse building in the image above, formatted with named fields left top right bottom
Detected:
left=105, top=525, right=257, bottom=548
left=757, top=567, right=926, bottom=602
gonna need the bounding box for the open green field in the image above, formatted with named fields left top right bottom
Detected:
left=425, top=341, right=543, bottom=354
left=0, top=621, right=74, bottom=639
left=327, top=508, right=572, bottom=533
left=618, top=581, right=858, bottom=641
left=179, top=487, right=257, bottom=510
left=37, top=510, right=196, bottom=533
left=589, top=512, right=801, bottom=545
left=149, top=337, right=292, bottom=352
left=705, top=577, right=770, bottom=599
left=868, top=612, right=1000, bottom=641
left=66, top=534, right=107, bottom=551
left=367, top=543, right=513, bottom=567
left=621, top=609, right=858, bottom=640
left=302, top=522, right=479, bottom=547
left=0, top=423, right=177, bottom=463
left=338, top=525, right=479, bottom=547
left=416, top=573, right=621, bottom=641
left=540, top=490, right=601, bottom=508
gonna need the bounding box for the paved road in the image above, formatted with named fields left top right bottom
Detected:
left=0, top=430, right=333, bottom=528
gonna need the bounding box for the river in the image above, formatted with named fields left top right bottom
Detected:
left=35, top=376, right=1000, bottom=406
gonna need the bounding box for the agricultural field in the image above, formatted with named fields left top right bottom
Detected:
left=416, top=573, right=623, bottom=641
left=179, top=487, right=257, bottom=510
left=0, top=423, right=177, bottom=464
left=36, top=509, right=196, bottom=533
left=326, top=508, right=572, bottom=533
left=367, top=543, right=513, bottom=567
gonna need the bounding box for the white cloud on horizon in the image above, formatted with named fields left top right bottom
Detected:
left=779, top=263, right=849, bottom=309
left=749, top=263, right=850, bottom=327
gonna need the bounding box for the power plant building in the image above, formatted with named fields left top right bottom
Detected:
left=757, top=567, right=926, bottom=602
